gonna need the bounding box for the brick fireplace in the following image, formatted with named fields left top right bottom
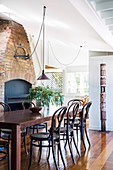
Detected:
left=0, top=19, right=36, bottom=112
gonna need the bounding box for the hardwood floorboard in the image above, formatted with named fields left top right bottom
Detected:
left=0, top=120, right=113, bottom=170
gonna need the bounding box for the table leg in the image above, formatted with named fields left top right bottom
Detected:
left=11, top=125, right=21, bottom=170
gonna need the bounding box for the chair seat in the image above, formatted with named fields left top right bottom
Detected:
left=30, top=132, right=59, bottom=141
left=30, top=122, right=47, bottom=129
left=0, top=140, right=9, bottom=147
left=1, top=128, right=26, bottom=140
left=64, top=117, right=80, bottom=123
left=1, top=129, right=12, bottom=134
left=30, top=125, right=46, bottom=129
left=1, top=134, right=11, bottom=140
left=1, top=128, right=26, bottom=133
left=60, top=126, right=73, bottom=133
left=74, top=120, right=81, bottom=126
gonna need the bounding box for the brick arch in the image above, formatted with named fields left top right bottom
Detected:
left=0, top=20, right=36, bottom=103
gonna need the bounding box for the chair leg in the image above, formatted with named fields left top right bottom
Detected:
left=26, top=127, right=28, bottom=134
left=52, top=140, right=59, bottom=170
left=45, top=122, right=48, bottom=132
left=64, top=134, right=68, bottom=148
left=47, top=140, right=51, bottom=160
left=85, top=126, right=91, bottom=146
left=37, top=125, right=39, bottom=133
left=38, top=141, right=42, bottom=164
left=23, top=134, right=28, bottom=155
left=69, top=132, right=73, bottom=145
left=67, top=133, right=75, bottom=164
left=72, top=132, right=80, bottom=157
left=80, top=126, right=86, bottom=150
left=28, top=139, right=33, bottom=170
left=76, top=127, right=79, bottom=141
left=33, top=127, right=35, bottom=134
left=64, top=119, right=66, bottom=127
left=7, top=143, right=11, bottom=170
left=58, top=138, right=66, bottom=167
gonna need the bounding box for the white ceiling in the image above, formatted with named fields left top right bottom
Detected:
left=0, top=0, right=113, bottom=51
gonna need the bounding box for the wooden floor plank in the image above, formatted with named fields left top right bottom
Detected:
left=88, top=139, right=113, bottom=169
left=0, top=120, right=113, bottom=170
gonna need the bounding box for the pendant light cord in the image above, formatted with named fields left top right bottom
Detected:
left=30, top=6, right=46, bottom=59
left=30, top=22, right=44, bottom=57
left=42, top=6, right=46, bottom=70
left=49, top=42, right=82, bottom=66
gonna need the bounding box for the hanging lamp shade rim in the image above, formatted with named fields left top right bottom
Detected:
left=37, top=70, right=49, bottom=80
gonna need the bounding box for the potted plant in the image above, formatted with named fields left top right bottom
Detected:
left=27, top=85, right=64, bottom=115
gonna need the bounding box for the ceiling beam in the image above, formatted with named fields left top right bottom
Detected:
left=69, top=0, right=113, bottom=49
left=101, top=10, right=113, bottom=19
left=109, top=25, right=113, bottom=30
left=89, top=0, right=111, bottom=2
left=105, top=18, right=113, bottom=25
left=96, top=0, right=113, bottom=11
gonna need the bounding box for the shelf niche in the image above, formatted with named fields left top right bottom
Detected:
left=100, top=63, right=106, bottom=132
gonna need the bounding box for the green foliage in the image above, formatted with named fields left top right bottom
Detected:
left=52, top=72, right=63, bottom=92
left=27, top=85, right=64, bottom=107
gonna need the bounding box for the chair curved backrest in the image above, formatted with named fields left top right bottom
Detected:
left=0, top=102, right=11, bottom=112
left=67, top=102, right=79, bottom=128
left=81, top=101, right=92, bottom=123
left=67, top=99, right=84, bottom=106
left=50, top=106, right=67, bottom=139
left=22, top=101, right=35, bottom=110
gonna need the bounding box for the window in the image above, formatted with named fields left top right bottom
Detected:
left=44, top=72, right=63, bottom=93
left=67, top=72, right=89, bottom=95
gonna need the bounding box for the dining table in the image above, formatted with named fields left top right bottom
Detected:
left=0, top=109, right=52, bottom=170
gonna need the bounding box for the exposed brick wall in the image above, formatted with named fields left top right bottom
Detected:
left=0, top=20, right=36, bottom=103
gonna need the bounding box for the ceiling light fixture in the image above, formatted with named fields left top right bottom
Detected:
left=37, top=6, right=49, bottom=80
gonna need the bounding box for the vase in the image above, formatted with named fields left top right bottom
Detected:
left=36, top=100, right=41, bottom=107
left=40, top=106, right=49, bottom=117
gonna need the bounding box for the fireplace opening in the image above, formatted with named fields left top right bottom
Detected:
left=5, top=79, right=32, bottom=111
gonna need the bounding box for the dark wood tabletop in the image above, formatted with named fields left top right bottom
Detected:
left=0, top=109, right=53, bottom=170
left=0, top=109, right=52, bottom=128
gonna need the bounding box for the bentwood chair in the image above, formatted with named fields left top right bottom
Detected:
left=28, top=106, right=67, bottom=170
left=64, top=99, right=84, bottom=141
left=60, top=102, right=80, bottom=164
left=67, top=99, right=84, bottom=106
left=0, top=102, right=12, bottom=137
left=73, top=101, right=92, bottom=149
left=0, top=102, right=28, bottom=155
left=22, top=101, right=47, bottom=133
left=64, top=99, right=84, bottom=125
left=0, top=140, right=10, bottom=170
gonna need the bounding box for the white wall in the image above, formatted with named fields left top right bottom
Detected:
left=46, top=41, right=89, bottom=68
left=89, top=55, right=113, bottom=131
left=29, top=38, right=89, bottom=78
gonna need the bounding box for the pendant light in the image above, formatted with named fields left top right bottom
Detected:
left=37, top=6, right=49, bottom=80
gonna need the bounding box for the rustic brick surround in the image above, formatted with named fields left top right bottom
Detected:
left=0, top=19, right=36, bottom=104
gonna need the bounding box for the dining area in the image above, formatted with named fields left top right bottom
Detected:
left=0, top=98, right=92, bottom=170
left=0, top=17, right=93, bottom=169
left=1, top=0, right=113, bottom=169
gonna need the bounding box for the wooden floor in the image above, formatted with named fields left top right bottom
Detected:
left=0, top=121, right=113, bottom=170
